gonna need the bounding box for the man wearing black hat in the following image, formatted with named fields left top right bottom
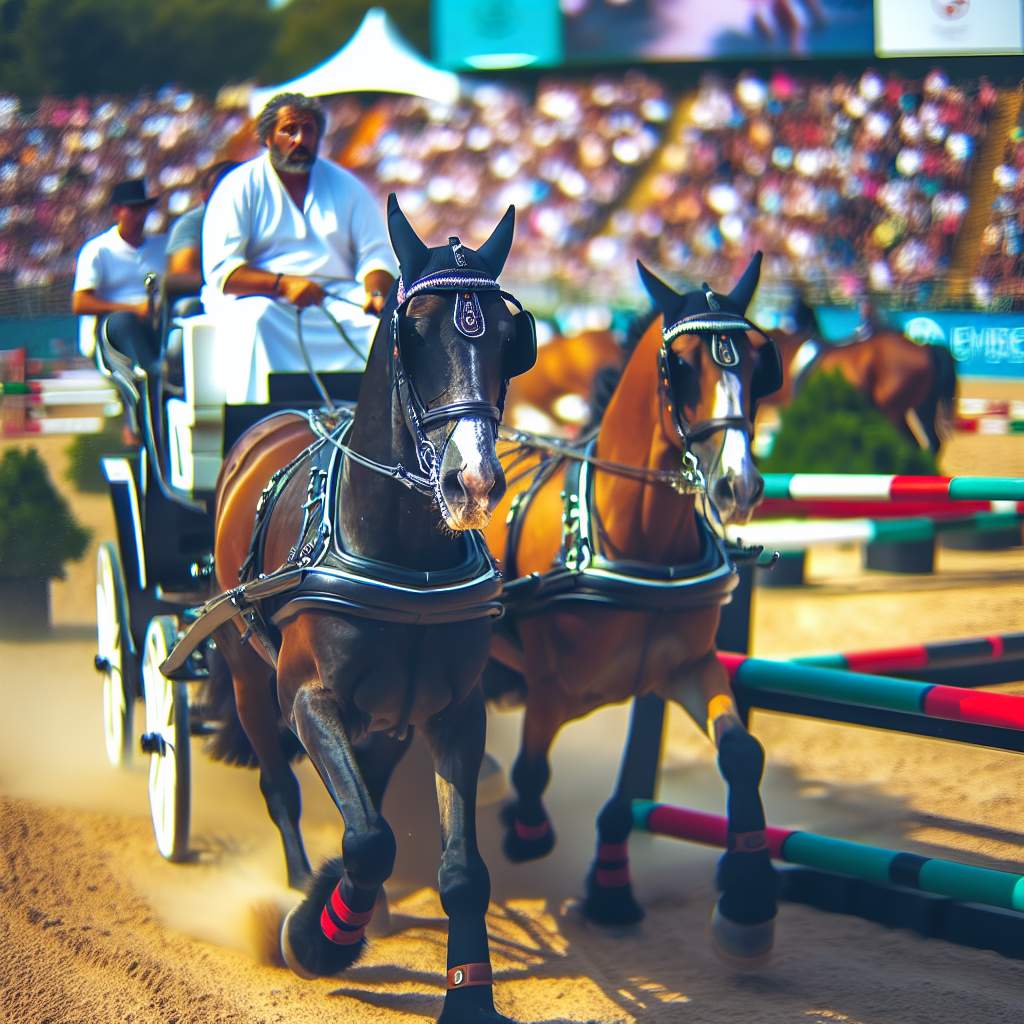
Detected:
left=72, top=178, right=167, bottom=374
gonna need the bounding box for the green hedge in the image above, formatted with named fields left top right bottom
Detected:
left=761, top=371, right=938, bottom=475
left=65, top=423, right=129, bottom=494
left=0, top=447, right=90, bottom=578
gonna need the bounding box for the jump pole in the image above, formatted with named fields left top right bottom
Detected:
left=632, top=801, right=1024, bottom=914
left=761, top=474, right=1024, bottom=503
left=729, top=510, right=1024, bottom=552
left=631, top=801, right=1024, bottom=956
left=721, top=653, right=1024, bottom=754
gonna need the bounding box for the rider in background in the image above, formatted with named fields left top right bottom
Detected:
left=853, top=293, right=881, bottom=341
left=162, top=160, right=240, bottom=311
left=71, top=177, right=167, bottom=373
left=201, top=92, right=397, bottom=403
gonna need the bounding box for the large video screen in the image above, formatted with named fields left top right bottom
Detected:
left=875, top=0, right=1023, bottom=57
left=433, top=0, right=875, bottom=69
left=563, top=0, right=875, bottom=63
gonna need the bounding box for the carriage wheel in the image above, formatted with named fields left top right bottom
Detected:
left=95, top=541, right=137, bottom=767
left=141, top=616, right=191, bottom=862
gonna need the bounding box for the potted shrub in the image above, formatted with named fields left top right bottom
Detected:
left=0, top=447, right=90, bottom=635
left=65, top=422, right=130, bottom=494
left=758, top=372, right=938, bottom=584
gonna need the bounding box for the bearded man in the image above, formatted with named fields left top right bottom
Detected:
left=201, top=92, right=397, bottom=403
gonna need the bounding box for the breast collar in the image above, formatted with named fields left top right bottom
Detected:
left=500, top=439, right=739, bottom=616
left=159, top=411, right=502, bottom=679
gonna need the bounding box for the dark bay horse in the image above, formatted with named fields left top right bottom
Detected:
left=764, top=302, right=957, bottom=453
left=209, top=195, right=536, bottom=1023
left=482, top=253, right=784, bottom=966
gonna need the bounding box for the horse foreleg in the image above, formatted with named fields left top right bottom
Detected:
left=500, top=691, right=561, bottom=863
left=581, top=698, right=654, bottom=926
left=215, top=626, right=310, bottom=890
left=424, top=688, right=517, bottom=1024
left=280, top=684, right=397, bottom=980
left=352, top=729, right=414, bottom=935
left=665, top=652, right=777, bottom=966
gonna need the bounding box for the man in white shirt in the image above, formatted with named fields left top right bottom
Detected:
left=72, top=178, right=167, bottom=371
left=201, top=92, right=397, bottom=403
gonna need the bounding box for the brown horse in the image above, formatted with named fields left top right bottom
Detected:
left=206, top=195, right=535, bottom=1023
left=482, top=253, right=784, bottom=966
left=504, top=327, right=622, bottom=435
left=764, top=302, right=957, bottom=453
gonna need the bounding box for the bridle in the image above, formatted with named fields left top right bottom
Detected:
left=658, top=307, right=773, bottom=449
left=389, top=266, right=535, bottom=497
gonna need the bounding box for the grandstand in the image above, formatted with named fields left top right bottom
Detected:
left=0, top=66, right=1021, bottom=319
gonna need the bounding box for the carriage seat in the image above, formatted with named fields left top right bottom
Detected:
left=164, top=314, right=227, bottom=495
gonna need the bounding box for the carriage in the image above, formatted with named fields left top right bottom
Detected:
left=92, top=314, right=360, bottom=862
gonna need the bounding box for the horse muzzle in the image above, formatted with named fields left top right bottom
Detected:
left=439, top=418, right=506, bottom=530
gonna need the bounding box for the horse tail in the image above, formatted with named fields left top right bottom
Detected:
left=199, top=637, right=304, bottom=766
left=915, top=343, right=958, bottom=452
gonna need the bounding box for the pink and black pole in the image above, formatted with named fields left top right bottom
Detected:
left=720, top=653, right=1024, bottom=755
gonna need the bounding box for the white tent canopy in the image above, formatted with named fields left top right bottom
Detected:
left=249, top=8, right=461, bottom=113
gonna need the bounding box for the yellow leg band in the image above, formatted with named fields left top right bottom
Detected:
left=706, top=693, right=737, bottom=743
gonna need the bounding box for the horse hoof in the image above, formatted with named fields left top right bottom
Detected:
left=280, top=906, right=321, bottom=980
left=500, top=804, right=556, bottom=863
left=477, top=752, right=509, bottom=808
left=708, top=905, right=774, bottom=970
left=582, top=881, right=645, bottom=927
left=280, top=901, right=366, bottom=979
left=365, top=888, right=393, bottom=938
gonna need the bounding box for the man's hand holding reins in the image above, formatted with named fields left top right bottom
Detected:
left=277, top=274, right=326, bottom=308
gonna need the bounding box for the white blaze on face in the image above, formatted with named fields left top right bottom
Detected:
left=714, top=373, right=754, bottom=473
left=450, top=416, right=495, bottom=503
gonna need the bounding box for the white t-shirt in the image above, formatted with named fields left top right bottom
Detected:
left=73, top=225, right=167, bottom=357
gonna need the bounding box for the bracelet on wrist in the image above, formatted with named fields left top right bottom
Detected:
left=273, top=272, right=283, bottom=295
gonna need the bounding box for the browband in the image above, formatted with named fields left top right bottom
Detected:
left=662, top=310, right=763, bottom=345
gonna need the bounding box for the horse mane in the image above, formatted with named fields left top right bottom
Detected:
left=585, top=307, right=658, bottom=429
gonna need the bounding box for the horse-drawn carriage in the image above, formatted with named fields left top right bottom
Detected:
left=92, top=311, right=361, bottom=861
left=90, top=195, right=790, bottom=1002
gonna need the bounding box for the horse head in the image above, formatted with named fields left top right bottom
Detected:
left=386, top=195, right=537, bottom=531
left=636, top=252, right=781, bottom=524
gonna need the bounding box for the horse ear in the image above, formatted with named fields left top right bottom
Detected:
left=728, top=250, right=763, bottom=312
left=387, top=193, right=429, bottom=282
left=636, top=260, right=679, bottom=312
left=477, top=205, right=515, bottom=277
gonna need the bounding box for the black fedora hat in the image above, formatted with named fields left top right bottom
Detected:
left=109, top=178, right=159, bottom=207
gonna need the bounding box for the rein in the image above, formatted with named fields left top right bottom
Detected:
left=498, top=426, right=706, bottom=496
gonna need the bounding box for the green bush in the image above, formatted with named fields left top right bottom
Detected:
left=761, top=371, right=938, bottom=475
left=65, top=423, right=129, bottom=494
left=0, top=447, right=90, bottom=578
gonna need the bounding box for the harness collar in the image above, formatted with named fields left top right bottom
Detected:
left=500, top=439, right=738, bottom=616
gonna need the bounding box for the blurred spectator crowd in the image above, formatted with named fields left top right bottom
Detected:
left=0, top=67, right=1020, bottom=317
left=978, top=108, right=1024, bottom=306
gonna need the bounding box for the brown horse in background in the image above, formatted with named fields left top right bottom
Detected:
left=504, top=327, right=622, bottom=436
left=483, top=253, right=784, bottom=967
left=763, top=302, right=957, bottom=453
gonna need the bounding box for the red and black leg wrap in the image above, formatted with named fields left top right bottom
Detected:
left=320, top=884, right=374, bottom=946
left=593, top=840, right=631, bottom=888
left=513, top=817, right=552, bottom=842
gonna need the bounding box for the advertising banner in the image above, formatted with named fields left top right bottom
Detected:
left=875, top=0, right=1023, bottom=56
left=816, top=308, right=1024, bottom=379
